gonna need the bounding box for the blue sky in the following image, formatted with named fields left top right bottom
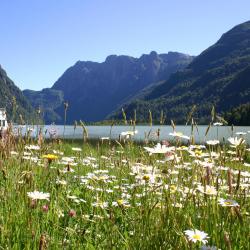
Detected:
left=0, top=0, right=250, bottom=90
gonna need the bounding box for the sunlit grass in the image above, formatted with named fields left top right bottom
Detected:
left=0, top=128, right=249, bottom=249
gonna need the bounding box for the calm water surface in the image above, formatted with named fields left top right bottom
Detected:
left=17, top=125, right=250, bottom=144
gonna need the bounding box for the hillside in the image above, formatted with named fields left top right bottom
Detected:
left=23, top=51, right=194, bottom=123
left=110, top=21, right=250, bottom=124
left=0, top=65, right=36, bottom=123
left=23, top=88, right=64, bottom=124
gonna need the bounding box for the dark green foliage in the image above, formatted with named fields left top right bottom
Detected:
left=111, top=21, right=250, bottom=125
left=0, top=65, right=36, bottom=123
left=224, top=102, right=250, bottom=125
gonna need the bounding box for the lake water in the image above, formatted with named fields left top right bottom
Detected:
left=15, top=125, right=250, bottom=144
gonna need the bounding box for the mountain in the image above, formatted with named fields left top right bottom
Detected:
left=110, top=21, right=250, bottom=124
left=0, top=65, right=36, bottom=123
left=22, top=88, right=64, bottom=123
left=23, top=51, right=194, bottom=123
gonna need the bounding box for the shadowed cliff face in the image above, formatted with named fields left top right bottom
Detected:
left=24, top=51, right=193, bottom=123
left=0, top=65, right=35, bottom=122
left=111, top=21, right=250, bottom=124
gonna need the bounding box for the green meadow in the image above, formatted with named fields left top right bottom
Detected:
left=0, top=128, right=249, bottom=249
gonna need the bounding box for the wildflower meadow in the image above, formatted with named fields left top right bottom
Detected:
left=0, top=124, right=249, bottom=249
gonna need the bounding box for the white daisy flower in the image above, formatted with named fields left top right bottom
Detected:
left=197, top=185, right=217, bottom=195
left=144, top=143, right=175, bottom=154
left=228, top=137, right=245, bottom=146
left=218, top=198, right=239, bottom=207
left=72, top=147, right=82, bottom=152
left=27, top=191, right=50, bottom=201
left=235, top=132, right=247, bottom=136
left=184, top=229, right=209, bottom=244
left=213, top=122, right=223, bottom=126
left=206, top=140, right=220, bottom=145
left=169, top=131, right=190, bottom=140
left=25, top=145, right=40, bottom=150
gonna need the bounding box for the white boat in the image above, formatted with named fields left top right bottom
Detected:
left=0, top=108, right=8, bottom=132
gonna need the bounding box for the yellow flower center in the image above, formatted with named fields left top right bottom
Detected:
left=170, top=185, right=177, bottom=193
left=206, top=189, right=213, bottom=194
left=99, top=176, right=107, bottom=181
left=195, top=150, right=202, bottom=156
left=225, top=201, right=232, bottom=206
left=117, top=199, right=124, bottom=206
left=192, top=234, right=201, bottom=240
left=143, top=175, right=150, bottom=181
left=43, top=154, right=58, bottom=160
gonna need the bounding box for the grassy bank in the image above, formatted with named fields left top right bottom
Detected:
left=0, top=132, right=249, bottom=249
